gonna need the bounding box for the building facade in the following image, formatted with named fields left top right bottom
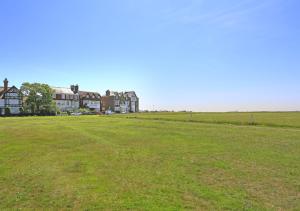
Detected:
left=102, top=90, right=139, bottom=113
left=119, top=92, right=130, bottom=113
left=101, top=90, right=120, bottom=112
left=0, top=78, right=23, bottom=115
left=124, top=91, right=139, bottom=113
left=52, top=85, right=80, bottom=112
left=79, top=91, right=101, bottom=112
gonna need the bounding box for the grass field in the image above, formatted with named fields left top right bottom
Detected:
left=117, top=112, right=300, bottom=128
left=0, top=112, right=299, bottom=210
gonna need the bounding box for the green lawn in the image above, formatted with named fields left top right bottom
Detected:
left=0, top=113, right=299, bottom=210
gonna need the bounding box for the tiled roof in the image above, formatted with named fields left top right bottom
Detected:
left=0, top=87, right=12, bottom=98
left=79, top=91, right=101, bottom=99
left=106, top=90, right=137, bottom=100
left=52, top=87, right=76, bottom=95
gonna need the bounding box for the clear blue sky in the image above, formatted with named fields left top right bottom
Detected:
left=0, top=0, right=299, bottom=111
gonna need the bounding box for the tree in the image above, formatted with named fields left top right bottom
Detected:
left=20, top=82, right=57, bottom=115
left=5, top=107, right=11, bottom=116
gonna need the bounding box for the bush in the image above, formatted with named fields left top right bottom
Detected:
left=5, top=107, right=11, bottom=116
left=38, top=108, right=57, bottom=116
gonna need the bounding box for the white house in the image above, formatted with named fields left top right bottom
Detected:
left=0, top=78, right=23, bottom=115
left=52, top=85, right=80, bottom=112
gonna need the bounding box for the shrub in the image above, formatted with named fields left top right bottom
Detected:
left=5, top=107, right=11, bottom=116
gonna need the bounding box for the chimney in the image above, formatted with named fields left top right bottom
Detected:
left=74, top=84, right=79, bottom=94
left=106, top=90, right=110, bottom=96
left=3, top=78, right=8, bottom=92
left=70, top=85, right=75, bottom=92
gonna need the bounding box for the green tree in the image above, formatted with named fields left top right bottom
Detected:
left=20, top=82, right=57, bottom=115
left=4, top=107, right=11, bottom=116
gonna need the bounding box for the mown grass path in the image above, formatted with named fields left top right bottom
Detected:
left=0, top=114, right=299, bottom=210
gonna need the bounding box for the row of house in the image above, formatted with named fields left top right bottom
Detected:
left=0, top=78, right=139, bottom=115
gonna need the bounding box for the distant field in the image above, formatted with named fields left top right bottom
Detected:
left=0, top=113, right=299, bottom=210
left=118, top=112, right=300, bottom=128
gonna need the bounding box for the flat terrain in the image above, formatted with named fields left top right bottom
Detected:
left=118, top=112, right=300, bottom=128
left=0, top=113, right=299, bottom=210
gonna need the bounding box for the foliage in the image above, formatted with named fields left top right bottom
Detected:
left=20, top=82, right=57, bottom=115
left=4, top=107, right=10, bottom=116
left=76, top=108, right=98, bottom=115
left=78, top=108, right=89, bottom=113
left=0, top=113, right=299, bottom=209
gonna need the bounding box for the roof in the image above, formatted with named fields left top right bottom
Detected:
left=107, top=91, right=119, bottom=96
left=79, top=91, right=101, bottom=99
left=52, top=87, right=77, bottom=95
left=105, top=90, right=138, bottom=100
left=0, top=86, right=16, bottom=98
left=0, top=87, right=5, bottom=96
left=124, top=91, right=137, bottom=98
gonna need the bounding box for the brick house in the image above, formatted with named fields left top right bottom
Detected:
left=101, top=90, right=120, bottom=113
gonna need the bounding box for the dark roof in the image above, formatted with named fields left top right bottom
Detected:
left=79, top=91, right=101, bottom=99
left=124, top=91, right=137, bottom=98
left=105, top=90, right=138, bottom=99
left=0, top=87, right=10, bottom=98
left=0, top=86, right=18, bottom=98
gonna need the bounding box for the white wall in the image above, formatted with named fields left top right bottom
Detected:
left=131, top=104, right=136, bottom=112
left=56, top=100, right=79, bottom=111
left=83, top=100, right=100, bottom=111
left=6, top=99, right=19, bottom=105
left=10, top=107, right=20, bottom=114
left=0, top=99, right=4, bottom=107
